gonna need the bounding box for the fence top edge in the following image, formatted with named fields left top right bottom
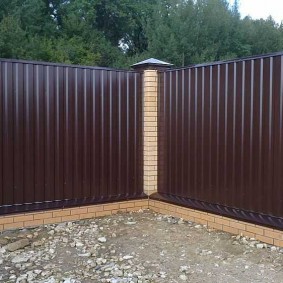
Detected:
left=159, top=51, right=283, bottom=73
left=0, top=58, right=140, bottom=74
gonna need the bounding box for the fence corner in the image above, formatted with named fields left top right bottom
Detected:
left=131, top=58, right=173, bottom=196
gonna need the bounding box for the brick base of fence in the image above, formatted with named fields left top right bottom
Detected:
left=0, top=199, right=149, bottom=231
left=149, top=199, right=283, bottom=248
left=1, top=198, right=283, bottom=248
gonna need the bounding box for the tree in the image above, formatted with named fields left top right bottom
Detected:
left=0, top=0, right=283, bottom=67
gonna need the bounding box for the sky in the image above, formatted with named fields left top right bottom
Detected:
left=228, top=0, right=283, bottom=23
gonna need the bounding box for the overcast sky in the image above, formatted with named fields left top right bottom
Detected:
left=228, top=0, right=283, bottom=23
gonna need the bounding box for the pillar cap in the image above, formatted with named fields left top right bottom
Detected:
left=131, top=58, right=173, bottom=71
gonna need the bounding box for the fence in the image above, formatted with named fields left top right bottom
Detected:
left=157, top=53, right=283, bottom=229
left=0, top=59, right=144, bottom=215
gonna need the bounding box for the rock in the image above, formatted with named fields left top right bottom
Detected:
left=199, top=250, right=212, bottom=256
left=271, top=246, right=277, bottom=251
left=179, top=266, right=189, bottom=272
left=62, top=237, right=68, bottom=243
left=78, top=253, right=91, bottom=257
left=179, top=274, right=188, bottom=281
left=98, top=237, right=107, bottom=243
left=123, top=255, right=134, bottom=260
left=256, top=244, right=264, bottom=249
left=4, top=239, right=30, bottom=252
left=0, top=238, right=8, bottom=246
left=33, top=238, right=46, bottom=247
left=11, top=255, right=30, bottom=263
left=125, top=222, right=137, bottom=225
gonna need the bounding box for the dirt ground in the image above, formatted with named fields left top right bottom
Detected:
left=0, top=209, right=282, bottom=283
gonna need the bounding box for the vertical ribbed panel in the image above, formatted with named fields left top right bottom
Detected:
left=0, top=60, right=143, bottom=214
left=158, top=54, right=283, bottom=220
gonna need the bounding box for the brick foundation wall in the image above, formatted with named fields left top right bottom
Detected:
left=1, top=198, right=283, bottom=248
left=143, top=70, right=158, bottom=195
left=149, top=199, right=283, bottom=248
left=0, top=199, right=149, bottom=231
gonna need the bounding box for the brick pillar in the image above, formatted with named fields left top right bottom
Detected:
left=132, top=58, right=173, bottom=196
left=143, top=69, right=158, bottom=195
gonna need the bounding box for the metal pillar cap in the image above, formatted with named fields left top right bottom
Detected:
left=131, top=58, right=173, bottom=70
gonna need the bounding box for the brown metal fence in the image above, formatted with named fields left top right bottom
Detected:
left=157, top=52, right=283, bottom=229
left=0, top=59, right=144, bottom=215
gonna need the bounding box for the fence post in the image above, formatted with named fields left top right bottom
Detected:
left=132, top=59, right=173, bottom=196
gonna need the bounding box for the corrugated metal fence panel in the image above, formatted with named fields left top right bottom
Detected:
left=158, top=54, right=283, bottom=228
left=0, top=59, right=144, bottom=214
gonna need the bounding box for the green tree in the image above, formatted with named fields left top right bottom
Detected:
left=0, top=16, right=26, bottom=58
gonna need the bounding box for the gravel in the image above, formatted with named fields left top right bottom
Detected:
left=0, top=209, right=282, bottom=283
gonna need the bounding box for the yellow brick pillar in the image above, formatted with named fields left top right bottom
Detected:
left=132, top=59, right=173, bottom=196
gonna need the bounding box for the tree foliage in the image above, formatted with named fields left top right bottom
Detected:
left=0, top=0, right=282, bottom=68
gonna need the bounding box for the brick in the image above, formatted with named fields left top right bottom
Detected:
left=71, top=208, right=88, bottom=215
left=103, top=203, right=120, bottom=211
left=207, top=221, right=223, bottom=230
left=274, top=239, right=283, bottom=248
left=144, top=136, right=157, bottom=142
left=44, top=217, right=62, bottom=224
left=144, top=133, right=158, bottom=138
left=144, top=70, right=157, bottom=75
left=144, top=116, right=157, bottom=122
left=176, top=207, right=188, bottom=215
left=13, top=214, right=34, bottom=222
left=155, top=202, right=167, bottom=210
left=144, top=176, right=157, bottom=182
left=144, top=112, right=157, bottom=117
left=255, top=234, right=274, bottom=245
left=4, top=222, right=24, bottom=230
left=144, top=80, right=157, bottom=86
left=24, top=219, right=44, bottom=227
left=167, top=205, right=177, bottom=213
left=144, top=101, right=157, bottom=107
left=0, top=217, right=14, bottom=225
left=144, top=121, right=157, bottom=127
left=135, top=200, right=148, bottom=207
left=144, top=173, right=157, bottom=178
left=144, top=97, right=157, bottom=102
left=189, top=211, right=201, bottom=219
left=96, top=210, right=112, bottom=217
left=200, top=213, right=215, bottom=223
left=34, top=212, right=53, bottom=220
left=215, top=217, right=230, bottom=227
left=264, top=229, right=283, bottom=240
left=246, top=225, right=264, bottom=235
left=79, top=212, right=96, bottom=220
left=87, top=206, right=104, bottom=213
left=229, top=221, right=246, bottom=231
left=144, top=155, right=157, bottom=162
left=0, top=224, right=3, bottom=231
left=118, top=202, right=134, bottom=209
left=53, top=210, right=70, bottom=217
left=144, top=106, right=157, bottom=112
left=144, top=77, right=157, bottom=83
left=222, top=225, right=239, bottom=235
left=144, top=146, right=157, bottom=151
left=144, top=178, right=158, bottom=184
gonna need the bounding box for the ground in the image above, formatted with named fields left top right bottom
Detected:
left=0, top=210, right=282, bottom=283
